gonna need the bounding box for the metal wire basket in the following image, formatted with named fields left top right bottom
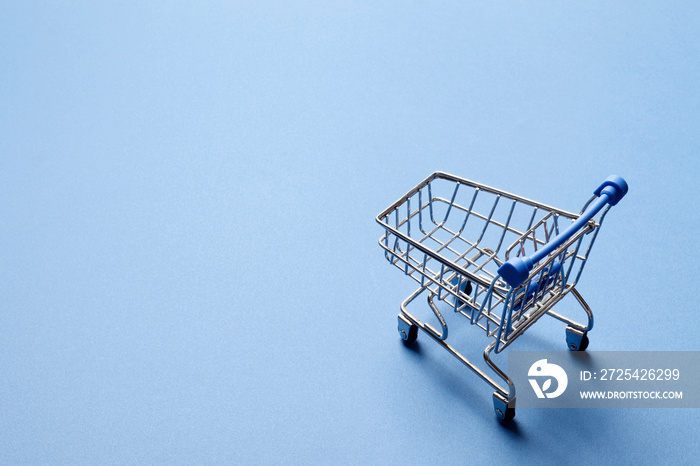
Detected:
left=376, top=172, right=628, bottom=420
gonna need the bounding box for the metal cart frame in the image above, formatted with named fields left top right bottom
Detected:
left=376, top=172, right=628, bottom=420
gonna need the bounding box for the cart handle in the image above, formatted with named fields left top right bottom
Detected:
left=497, top=175, right=628, bottom=288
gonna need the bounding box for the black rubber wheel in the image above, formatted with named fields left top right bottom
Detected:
left=455, top=280, right=472, bottom=307
left=568, top=333, right=589, bottom=351
left=577, top=334, right=589, bottom=351
left=496, top=406, right=515, bottom=422
left=503, top=407, right=516, bottom=422
left=566, top=327, right=590, bottom=351
left=403, top=324, right=418, bottom=343
left=462, top=280, right=472, bottom=296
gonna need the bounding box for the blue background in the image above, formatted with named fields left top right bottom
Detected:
left=1, top=1, right=699, bottom=463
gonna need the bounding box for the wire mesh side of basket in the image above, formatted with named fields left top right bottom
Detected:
left=377, top=173, right=608, bottom=348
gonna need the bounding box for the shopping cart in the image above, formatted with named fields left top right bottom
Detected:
left=376, top=172, right=628, bottom=420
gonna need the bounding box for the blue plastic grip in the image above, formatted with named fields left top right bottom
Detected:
left=497, top=175, right=627, bottom=288
left=593, top=175, right=628, bottom=206
left=498, top=257, right=533, bottom=290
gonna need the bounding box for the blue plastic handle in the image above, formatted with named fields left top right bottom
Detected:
left=497, top=175, right=628, bottom=288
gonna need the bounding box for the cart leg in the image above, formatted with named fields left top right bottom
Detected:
left=571, top=287, right=594, bottom=332
left=493, top=392, right=516, bottom=421
left=546, top=287, right=594, bottom=350
left=484, top=342, right=516, bottom=421
left=398, top=313, right=418, bottom=343
left=566, top=288, right=591, bottom=350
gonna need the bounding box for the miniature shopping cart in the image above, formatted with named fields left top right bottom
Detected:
left=376, top=172, right=628, bottom=420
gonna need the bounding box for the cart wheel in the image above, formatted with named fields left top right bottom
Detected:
left=499, top=407, right=516, bottom=422
left=493, top=393, right=516, bottom=422
left=565, top=326, right=589, bottom=351
left=450, top=278, right=472, bottom=308
left=398, top=315, right=418, bottom=343
left=460, top=279, right=472, bottom=297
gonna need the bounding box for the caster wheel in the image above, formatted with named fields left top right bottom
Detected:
left=499, top=407, right=516, bottom=422
left=575, top=334, right=589, bottom=351
left=566, top=326, right=589, bottom=351
left=460, top=279, right=472, bottom=297
left=493, top=393, right=515, bottom=421
left=401, top=325, right=418, bottom=343
left=450, top=278, right=472, bottom=308
left=398, top=315, right=418, bottom=343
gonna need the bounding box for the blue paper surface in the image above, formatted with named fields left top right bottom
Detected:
left=1, top=1, right=699, bottom=463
